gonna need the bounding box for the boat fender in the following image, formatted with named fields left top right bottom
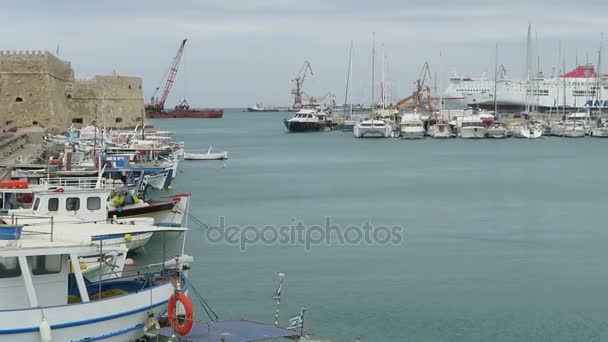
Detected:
left=39, top=317, right=52, bottom=342
left=168, top=291, right=194, bottom=336
left=124, top=234, right=133, bottom=242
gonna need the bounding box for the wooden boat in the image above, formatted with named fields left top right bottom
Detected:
left=184, top=147, right=228, bottom=160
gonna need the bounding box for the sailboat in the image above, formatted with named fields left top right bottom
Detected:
left=354, top=35, right=393, bottom=138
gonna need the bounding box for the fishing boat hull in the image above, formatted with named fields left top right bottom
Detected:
left=147, top=109, right=223, bottom=119
left=108, top=196, right=189, bottom=227
left=0, top=275, right=183, bottom=342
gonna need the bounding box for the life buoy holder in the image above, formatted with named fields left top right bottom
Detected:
left=167, top=291, right=194, bottom=336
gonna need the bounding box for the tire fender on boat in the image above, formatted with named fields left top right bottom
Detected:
left=168, top=291, right=194, bottom=336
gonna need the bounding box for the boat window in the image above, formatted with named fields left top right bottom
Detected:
left=33, top=198, right=40, bottom=211
left=48, top=198, right=59, bottom=211
left=29, top=255, right=62, bottom=275
left=0, top=256, right=21, bottom=278
left=87, top=197, right=101, bottom=210
left=66, top=197, right=80, bottom=211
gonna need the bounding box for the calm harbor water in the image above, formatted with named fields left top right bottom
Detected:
left=144, top=109, right=608, bottom=341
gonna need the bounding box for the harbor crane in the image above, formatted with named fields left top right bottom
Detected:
left=147, top=39, right=188, bottom=112
left=395, top=62, right=434, bottom=112
left=291, top=61, right=313, bottom=110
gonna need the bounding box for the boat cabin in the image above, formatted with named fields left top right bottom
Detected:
left=28, top=189, right=111, bottom=222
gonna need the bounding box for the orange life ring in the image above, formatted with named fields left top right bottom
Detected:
left=167, top=291, right=194, bottom=336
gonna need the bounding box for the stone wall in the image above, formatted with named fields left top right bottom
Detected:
left=0, top=50, right=144, bottom=129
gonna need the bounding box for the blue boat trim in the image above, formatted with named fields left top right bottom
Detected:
left=91, top=232, right=150, bottom=241
left=0, top=280, right=188, bottom=335
left=0, top=302, right=164, bottom=335
left=70, top=323, right=145, bottom=342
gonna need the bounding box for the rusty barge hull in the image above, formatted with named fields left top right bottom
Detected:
left=147, top=109, right=224, bottom=119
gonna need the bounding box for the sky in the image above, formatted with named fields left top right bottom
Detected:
left=1, top=0, right=607, bottom=107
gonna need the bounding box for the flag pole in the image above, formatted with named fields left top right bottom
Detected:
left=300, top=306, right=306, bottom=337
left=274, top=272, right=285, bottom=327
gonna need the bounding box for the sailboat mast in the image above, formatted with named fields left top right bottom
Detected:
left=494, top=43, right=499, bottom=118
left=597, top=34, right=603, bottom=116
left=343, top=41, right=353, bottom=119
left=381, top=45, right=386, bottom=110
left=371, top=33, right=376, bottom=114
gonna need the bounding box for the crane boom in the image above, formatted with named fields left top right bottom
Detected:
left=291, top=61, right=313, bottom=109
left=159, top=39, right=187, bottom=109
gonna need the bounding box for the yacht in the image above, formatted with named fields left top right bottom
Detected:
left=590, top=118, right=608, bottom=137
left=512, top=122, right=543, bottom=139
left=284, top=105, right=332, bottom=132
left=459, top=116, right=486, bottom=139
left=399, top=113, right=426, bottom=139
left=353, top=118, right=393, bottom=138
left=486, top=122, right=508, bottom=138
left=562, top=121, right=586, bottom=138
left=428, top=120, right=452, bottom=139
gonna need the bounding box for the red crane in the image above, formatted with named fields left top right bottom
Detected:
left=148, top=39, right=187, bottom=112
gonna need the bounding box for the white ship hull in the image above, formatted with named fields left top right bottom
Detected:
left=400, top=128, right=426, bottom=139
left=460, top=127, right=486, bottom=139
left=486, top=127, right=508, bottom=138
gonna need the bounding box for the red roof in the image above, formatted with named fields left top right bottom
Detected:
left=562, top=64, right=597, bottom=78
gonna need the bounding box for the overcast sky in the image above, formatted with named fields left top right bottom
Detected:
left=2, top=0, right=606, bottom=107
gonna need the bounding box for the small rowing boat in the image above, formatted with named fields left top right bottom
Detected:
left=184, top=146, right=228, bottom=160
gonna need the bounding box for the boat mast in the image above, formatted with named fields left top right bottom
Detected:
left=371, top=33, right=376, bottom=115
left=597, top=34, right=603, bottom=117
left=343, top=41, right=353, bottom=119
left=381, top=44, right=386, bottom=110
left=524, top=24, right=530, bottom=114
left=494, top=43, right=499, bottom=118
left=563, top=54, right=567, bottom=118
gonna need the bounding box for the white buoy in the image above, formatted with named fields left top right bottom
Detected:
left=39, top=317, right=52, bottom=342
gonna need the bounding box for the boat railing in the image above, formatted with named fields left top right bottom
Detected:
left=39, top=177, right=108, bottom=190
left=6, top=213, right=55, bottom=241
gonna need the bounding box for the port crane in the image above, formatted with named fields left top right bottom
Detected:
left=395, top=62, right=434, bottom=112
left=291, top=61, right=313, bottom=110
left=147, top=39, right=188, bottom=112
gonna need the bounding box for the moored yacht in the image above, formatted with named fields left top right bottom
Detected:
left=562, top=121, right=586, bottom=138
left=590, top=118, right=608, bottom=137
left=459, top=116, right=486, bottom=139
left=284, top=105, right=332, bottom=132
left=428, top=120, right=452, bottom=139
left=353, top=118, right=393, bottom=138
left=486, top=122, right=508, bottom=138
left=399, top=112, right=426, bottom=139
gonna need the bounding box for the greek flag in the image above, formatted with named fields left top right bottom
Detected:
left=287, top=313, right=303, bottom=330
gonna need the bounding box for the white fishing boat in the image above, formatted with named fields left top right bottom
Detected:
left=353, top=119, right=393, bottom=138
left=399, top=113, right=426, bottom=139
left=0, top=223, right=193, bottom=342
left=184, top=146, right=228, bottom=160
left=486, top=122, right=508, bottom=138
left=459, top=116, right=486, bottom=139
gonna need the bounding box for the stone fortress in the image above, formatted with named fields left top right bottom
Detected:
left=0, top=50, right=145, bottom=130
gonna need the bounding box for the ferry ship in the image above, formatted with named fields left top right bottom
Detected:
left=444, top=64, right=608, bottom=111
